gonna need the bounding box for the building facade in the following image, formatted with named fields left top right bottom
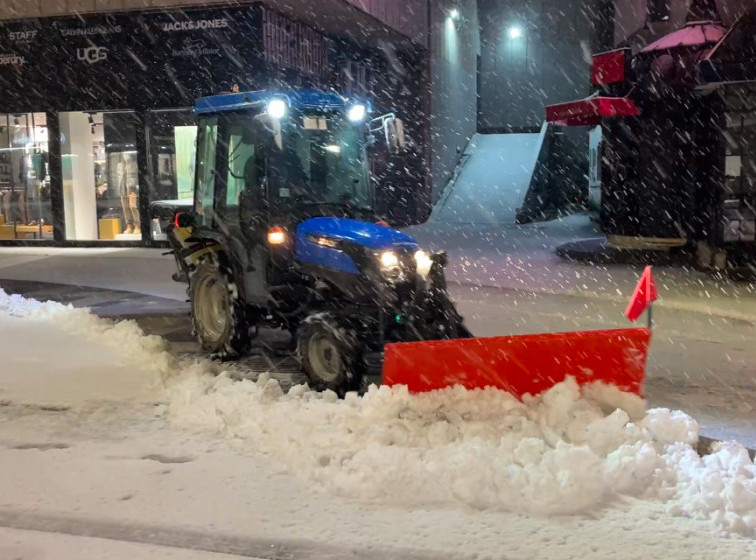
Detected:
left=0, top=1, right=440, bottom=245
left=15, top=1, right=732, bottom=246
left=478, top=0, right=614, bottom=132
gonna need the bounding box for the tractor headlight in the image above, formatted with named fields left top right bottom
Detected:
left=414, top=250, right=433, bottom=279
left=379, top=251, right=399, bottom=269
left=267, top=98, right=288, bottom=119
left=348, top=104, right=367, bottom=123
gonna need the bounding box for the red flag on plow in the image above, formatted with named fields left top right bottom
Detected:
left=625, top=266, right=658, bottom=322
left=383, top=328, right=651, bottom=398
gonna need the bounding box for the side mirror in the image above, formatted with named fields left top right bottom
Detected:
left=384, top=117, right=406, bottom=155
left=174, top=211, right=195, bottom=228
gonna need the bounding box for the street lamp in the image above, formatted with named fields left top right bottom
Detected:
left=508, top=25, right=523, bottom=39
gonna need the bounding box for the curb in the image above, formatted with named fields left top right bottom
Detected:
left=447, top=279, right=756, bottom=325
left=697, top=435, right=756, bottom=461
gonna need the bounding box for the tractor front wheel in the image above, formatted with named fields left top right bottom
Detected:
left=190, top=259, right=251, bottom=359
left=296, top=314, right=362, bottom=396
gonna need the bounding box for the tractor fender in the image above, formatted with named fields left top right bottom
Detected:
left=188, top=230, right=249, bottom=304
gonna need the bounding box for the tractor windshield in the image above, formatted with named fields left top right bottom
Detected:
left=269, top=111, right=372, bottom=213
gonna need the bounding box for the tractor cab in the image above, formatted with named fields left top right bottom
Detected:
left=170, top=90, right=405, bottom=306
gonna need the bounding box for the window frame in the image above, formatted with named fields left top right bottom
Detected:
left=647, top=0, right=670, bottom=23
left=193, top=115, right=220, bottom=227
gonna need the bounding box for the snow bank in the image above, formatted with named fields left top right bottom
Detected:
left=2, top=288, right=755, bottom=537
left=0, top=288, right=177, bottom=386
left=167, top=370, right=756, bottom=536
left=167, top=373, right=655, bottom=514
left=0, top=289, right=178, bottom=406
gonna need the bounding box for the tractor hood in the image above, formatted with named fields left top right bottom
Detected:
left=295, top=218, right=419, bottom=275
left=297, top=217, right=418, bottom=250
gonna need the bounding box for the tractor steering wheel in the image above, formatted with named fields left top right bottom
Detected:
left=293, top=194, right=320, bottom=206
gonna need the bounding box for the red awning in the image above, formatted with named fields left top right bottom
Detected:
left=641, top=22, right=725, bottom=53
left=545, top=97, right=640, bottom=127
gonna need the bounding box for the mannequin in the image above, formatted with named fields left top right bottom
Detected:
left=3, top=154, right=30, bottom=225
left=15, top=190, right=28, bottom=224
left=21, top=153, right=35, bottom=225
left=1, top=189, right=10, bottom=224
left=118, top=154, right=140, bottom=234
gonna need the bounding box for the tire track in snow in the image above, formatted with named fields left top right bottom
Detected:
left=0, top=508, right=480, bottom=560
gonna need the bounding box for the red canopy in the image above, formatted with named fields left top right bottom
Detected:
left=545, top=97, right=640, bottom=127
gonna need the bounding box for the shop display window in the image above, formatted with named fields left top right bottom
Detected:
left=147, top=109, right=197, bottom=240
left=0, top=113, right=53, bottom=240
left=60, top=110, right=141, bottom=241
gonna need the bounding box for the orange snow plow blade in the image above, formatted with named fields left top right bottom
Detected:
left=383, top=328, right=651, bottom=398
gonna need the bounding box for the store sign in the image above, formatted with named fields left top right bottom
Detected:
left=9, top=30, right=37, bottom=42
left=77, top=46, right=108, bottom=64
left=171, top=38, right=221, bottom=58
left=138, top=7, right=255, bottom=104
left=0, top=54, right=25, bottom=66
left=52, top=21, right=123, bottom=37
left=261, top=7, right=328, bottom=80
left=162, top=19, right=229, bottom=33
left=0, top=20, right=42, bottom=109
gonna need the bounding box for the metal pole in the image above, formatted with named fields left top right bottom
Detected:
left=647, top=304, right=653, bottom=330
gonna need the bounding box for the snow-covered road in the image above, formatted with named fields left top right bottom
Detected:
left=2, top=289, right=756, bottom=559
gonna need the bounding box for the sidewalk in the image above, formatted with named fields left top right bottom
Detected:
left=0, top=247, right=187, bottom=316
left=0, top=278, right=187, bottom=317
left=0, top=247, right=186, bottom=302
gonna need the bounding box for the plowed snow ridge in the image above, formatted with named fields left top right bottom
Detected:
left=2, top=288, right=755, bottom=537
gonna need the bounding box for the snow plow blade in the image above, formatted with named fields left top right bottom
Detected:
left=382, top=328, right=651, bottom=398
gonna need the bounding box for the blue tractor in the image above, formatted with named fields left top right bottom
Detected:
left=161, top=90, right=470, bottom=394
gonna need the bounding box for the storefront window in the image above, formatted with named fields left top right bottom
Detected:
left=60, top=111, right=140, bottom=241
left=147, top=109, right=197, bottom=240
left=0, top=113, right=53, bottom=240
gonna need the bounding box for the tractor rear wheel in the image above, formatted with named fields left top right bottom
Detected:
left=190, top=259, right=251, bottom=359
left=296, top=314, right=362, bottom=396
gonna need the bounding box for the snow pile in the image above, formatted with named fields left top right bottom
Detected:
left=167, top=374, right=659, bottom=515
left=666, top=441, right=756, bottom=534
left=167, top=370, right=756, bottom=535
left=1, top=288, right=755, bottom=537
left=0, top=288, right=177, bottom=385
left=0, top=288, right=181, bottom=407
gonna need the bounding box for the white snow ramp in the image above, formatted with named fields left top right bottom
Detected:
left=431, top=131, right=542, bottom=225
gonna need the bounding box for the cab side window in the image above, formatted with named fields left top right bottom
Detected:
left=195, top=117, right=218, bottom=226
left=226, top=125, right=255, bottom=209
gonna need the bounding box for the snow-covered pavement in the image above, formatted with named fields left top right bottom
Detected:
left=408, top=216, right=756, bottom=321
left=0, top=527, right=261, bottom=560
left=2, top=289, right=756, bottom=559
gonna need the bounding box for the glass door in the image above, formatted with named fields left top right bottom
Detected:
left=147, top=109, right=197, bottom=240
left=60, top=110, right=140, bottom=241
